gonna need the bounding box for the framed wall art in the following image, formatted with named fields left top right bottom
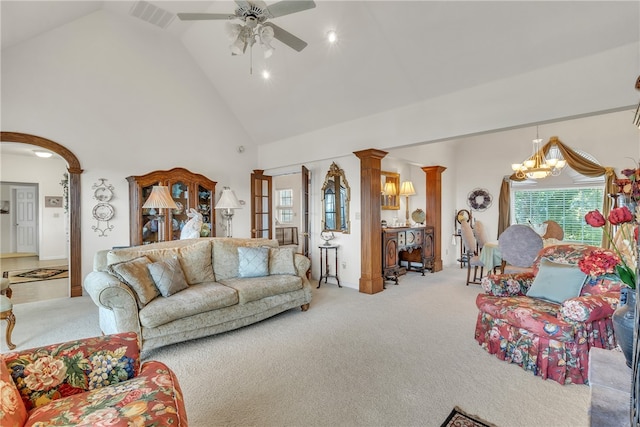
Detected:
left=45, top=196, right=63, bottom=208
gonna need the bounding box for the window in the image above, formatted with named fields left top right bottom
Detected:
left=277, top=189, right=294, bottom=224
left=512, top=187, right=604, bottom=245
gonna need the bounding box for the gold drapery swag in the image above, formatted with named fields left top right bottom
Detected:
left=497, top=136, right=615, bottom=247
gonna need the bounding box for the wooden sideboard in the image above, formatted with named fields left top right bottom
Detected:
left=382, top=226, right=434, bottom=285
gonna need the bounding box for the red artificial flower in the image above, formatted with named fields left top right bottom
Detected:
left=585, top=210, right=606, bottom=227
left=608, top=206, right=633, bottom=225
left=578, top=249, right=620, bottom=277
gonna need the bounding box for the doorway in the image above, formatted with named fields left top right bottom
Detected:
left=12, top=184, right=38, bottom=253
left=0, top=132, right=83, bottom=298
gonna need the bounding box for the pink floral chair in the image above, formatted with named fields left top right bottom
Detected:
left=475, top=244, right=622, bottom=385
left=0, top=332, right=187, bottom=426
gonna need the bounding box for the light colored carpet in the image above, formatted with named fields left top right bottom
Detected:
left=3, top=267, right=590, bottom=427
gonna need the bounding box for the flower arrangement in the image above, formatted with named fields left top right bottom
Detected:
left=584, top=206, right=637, bottom=289
left=616, top=164, right=640, bottom=202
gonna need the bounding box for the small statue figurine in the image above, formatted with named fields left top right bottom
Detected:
left=180, top=208, right=203, bottom=240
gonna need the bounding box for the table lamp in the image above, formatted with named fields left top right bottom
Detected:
left=142, top=186, right=178, bottom=242
left=215, top=187, right=241, bottom=237
left=399, top=181, right=416, bottom=226
left=383, top=182, right=397, bottom=207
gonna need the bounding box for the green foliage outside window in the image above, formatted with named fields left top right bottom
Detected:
left=513, top=187, right=604, bottom=245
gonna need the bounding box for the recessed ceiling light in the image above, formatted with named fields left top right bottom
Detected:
left=262, top=69, right=271, bottom=80
left=33, top=150, right=53, bottom=158
left=327, top=30, right=338, bottom=44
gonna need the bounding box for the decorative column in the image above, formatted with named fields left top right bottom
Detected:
left=421, top=166, right=446, bottom=272
left=354, top=149, right=388, bottom=294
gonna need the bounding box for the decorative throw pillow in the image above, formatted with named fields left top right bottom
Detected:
left=238, top=246, right=270, bottom=278
left=526, top=258, right=587, bottom=304
left=269, top=247, right=297, bottom=275
left=0, top=362, right=27, bottom=425
left=178, top=240, right=215, bottom=284
left=147, top=257, right=189, bottom=297
left=107, top=256, right=159, bottom=308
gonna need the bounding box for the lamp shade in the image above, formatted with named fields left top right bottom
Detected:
left=383, top=182, right=397, bottom=196
left=215, top=187, right=241, bottom=210
left=399, top=181, right=416, bottom=196
left=142, top=186, right=178, bottom=209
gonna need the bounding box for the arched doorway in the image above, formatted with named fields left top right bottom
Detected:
left=0, top=132, right=83, bottom=297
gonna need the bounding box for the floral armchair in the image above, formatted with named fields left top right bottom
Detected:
left=475, top=244, right=622, bottom=385
left=0, top=332, right=187, bottom=426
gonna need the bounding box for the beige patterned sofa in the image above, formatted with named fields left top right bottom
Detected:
left=84, top=238, right=312, bottom=352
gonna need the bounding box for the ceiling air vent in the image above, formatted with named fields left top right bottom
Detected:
left=129, top=1, right=176, bottom=29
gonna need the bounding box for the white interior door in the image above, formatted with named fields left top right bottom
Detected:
left=14, top=186, right=37, bottom=253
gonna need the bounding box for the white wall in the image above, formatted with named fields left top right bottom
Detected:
left=1, top=10, right=255, bottom=278
left=0, top=153, right=68, bottom=259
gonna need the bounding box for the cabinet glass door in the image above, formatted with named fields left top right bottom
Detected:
left=197, top=184, right=213, bottom=237
left=170, top=181, right=189, bottom=241
left=141, top=183, right=160, bottom=244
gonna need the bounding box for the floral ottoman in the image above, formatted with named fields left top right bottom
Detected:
left=0, top=332, right=187, bottom=426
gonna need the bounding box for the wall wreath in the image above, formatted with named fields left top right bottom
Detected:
left=467, top=188, right=492, bottom=211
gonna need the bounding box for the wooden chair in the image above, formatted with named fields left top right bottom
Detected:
left=498, top=224, right=543, bottom=274
left=1, top=278, right=15, bottom=349
left=460, top=219, right=484, bottom=285
left=543, top=220, right=564, bottom=240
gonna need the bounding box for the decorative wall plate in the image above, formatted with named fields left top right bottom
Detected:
left=93, top=186, right=113, bottom=202
left=92, top=203, right=114, bottom=221
left=467, top=188, right=493, bottom=211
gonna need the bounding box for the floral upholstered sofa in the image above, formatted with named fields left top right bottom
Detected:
left=475, top=244, right=622, bottom=385
left=84, top=238, right=312, bottom=352
left=0, top=332, right=187, bottom=426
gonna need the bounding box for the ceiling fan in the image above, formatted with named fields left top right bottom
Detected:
left=177, top=0, right=316, bottom=58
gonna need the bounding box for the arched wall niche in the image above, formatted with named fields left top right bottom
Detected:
left=0, top=132, right=83, bottom=297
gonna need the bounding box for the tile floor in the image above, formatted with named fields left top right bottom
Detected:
left=1, top=255, right=69, bottom=304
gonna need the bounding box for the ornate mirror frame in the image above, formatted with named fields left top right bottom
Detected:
left=381, top=171, right=400, bottom=210
left=321, top=162, right=351, bottom=234
left=1, top=132, right=83, bottom=297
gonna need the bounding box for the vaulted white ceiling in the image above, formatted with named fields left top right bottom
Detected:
left=2, top=1, right=639, bottom=146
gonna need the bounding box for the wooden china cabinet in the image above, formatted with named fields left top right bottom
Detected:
left=127, top=168, right=217, bottom=246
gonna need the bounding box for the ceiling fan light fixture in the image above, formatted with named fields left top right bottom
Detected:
left=259, top=25, right=275, bottom=58
left=230, top=35, right=247, bottom=55
left=225, top=22, right=242, bottom=40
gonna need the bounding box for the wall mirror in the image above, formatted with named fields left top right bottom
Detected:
left=321, top=162, right=350, bottom=234
left=381, top=171, right=400, bottom=210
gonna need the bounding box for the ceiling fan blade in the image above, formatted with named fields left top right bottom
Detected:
left=266, top=0, right=316, bottom=18
left=234, top=0, right=252, bottom=9
left=263, top=22, right=308, bottom=51
left=177, top=13, right=234, bottom=21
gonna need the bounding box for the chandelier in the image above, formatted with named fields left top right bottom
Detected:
left=512, top=128, right=567, bottom=180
